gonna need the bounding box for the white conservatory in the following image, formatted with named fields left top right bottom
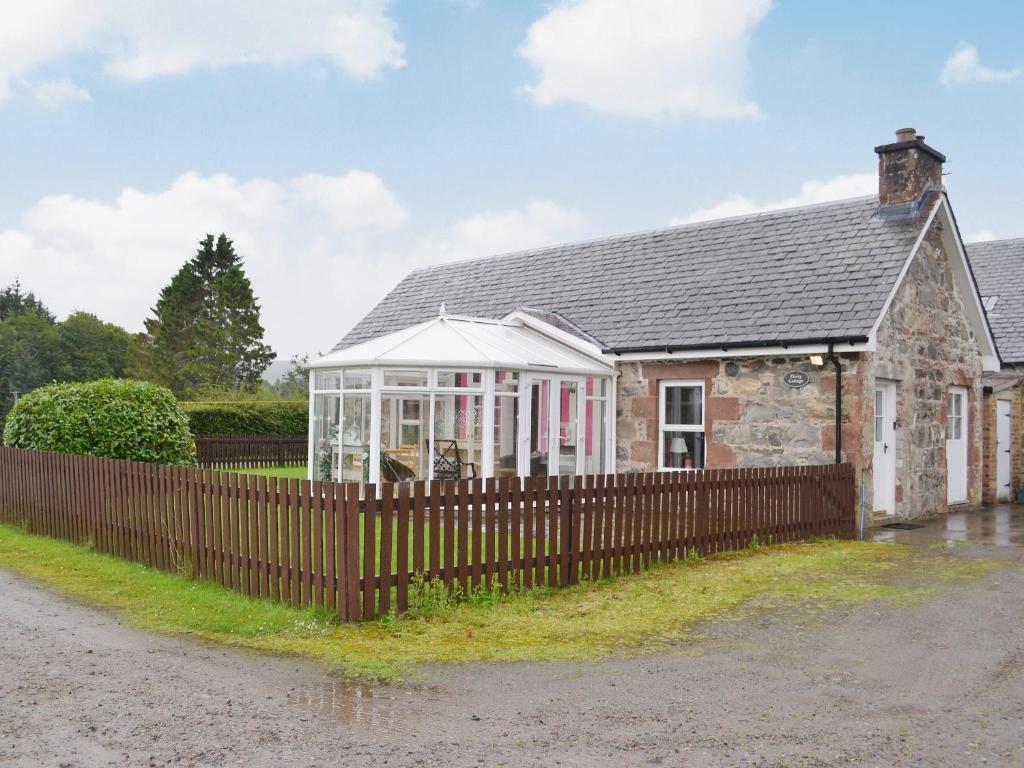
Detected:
left=307, top=310, right=615, bottom=489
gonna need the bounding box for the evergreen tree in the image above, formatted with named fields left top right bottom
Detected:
left=0, top=279, right=55, bottom=323
left=135, top=234, right=275, bottom=397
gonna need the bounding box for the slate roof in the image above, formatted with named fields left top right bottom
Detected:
left=967, top=237, right=1024, bottom=364
left=336, top=195, right=930, bottom=354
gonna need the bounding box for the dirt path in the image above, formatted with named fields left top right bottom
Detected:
left=2, top=544, right=1023, bottom=767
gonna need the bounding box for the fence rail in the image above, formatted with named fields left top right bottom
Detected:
left=0, top=446, right=855, bottom=621
left=194, top=435, right=307, bottom=468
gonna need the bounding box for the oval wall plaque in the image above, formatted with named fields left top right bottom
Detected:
left=783, top=371, right=810, bottom=389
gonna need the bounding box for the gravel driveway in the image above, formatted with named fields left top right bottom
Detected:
left=2, top=538, right=1022, bottom=767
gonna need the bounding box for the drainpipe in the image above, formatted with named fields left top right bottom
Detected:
left=827, top=342, right=842, bottom=464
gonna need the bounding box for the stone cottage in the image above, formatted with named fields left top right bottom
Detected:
left=317, top=128, right=999, bottom=520
left=967, top=238, right=1024, bottom=503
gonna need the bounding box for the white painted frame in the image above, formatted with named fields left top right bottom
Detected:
left=872, top=380, right=897, bottom=515
left=946, top=386, right=969, bottom=504
left=657, top=380, right=705, bottom=471
left=309, top=365, right=614, bottom=486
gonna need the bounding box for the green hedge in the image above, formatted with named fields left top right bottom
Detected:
left=3, top=379, right=197, bottom=466
left=180, top=400, right=307, bottom=436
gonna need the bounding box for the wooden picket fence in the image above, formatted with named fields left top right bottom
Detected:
left=0, top=446, right=855, bottom=621
left=194, top=435, right=307, bottom=468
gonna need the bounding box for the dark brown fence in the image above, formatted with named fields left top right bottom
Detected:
left=194, top=435, right=307, bottom=468
left=0, top=446, right=855, bottom=621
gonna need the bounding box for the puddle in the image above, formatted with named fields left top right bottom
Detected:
left=871, top=505, right=1024, bottom=548
left=285, top=678, right=449, bottom=735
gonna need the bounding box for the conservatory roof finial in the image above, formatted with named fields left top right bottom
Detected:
left=438, top=303, right=448, bottom=317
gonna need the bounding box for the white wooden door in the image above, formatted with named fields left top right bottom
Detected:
left=997, top=399, right=1012, bottom=502
left=872, top=382, right=897, bottom=515
left=946, top=387, right=968, bottom=504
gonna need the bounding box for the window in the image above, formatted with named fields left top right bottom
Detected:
left=947, top=391, right=964, bottom=440
left=493, top=371, right=519, bottom=478
left=874, top=389, right=884, bottom=443
left=436, top=370, right=483, bottom=388
left=314, top=371, right=341, bottom=391
left=659, top=381, right=705, bottom=470
left=583, top=376, right=608, bottom=475
left=342, top=369, right=372, bottom=390
left=382, top=369, right=428, bottom=388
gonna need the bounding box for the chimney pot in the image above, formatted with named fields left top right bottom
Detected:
left=895, top=127, right=916, bottom=143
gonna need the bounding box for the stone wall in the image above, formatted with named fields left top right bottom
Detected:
left=614, top=216, right=986, bottom=520
left=861, top=218, right=984, bottom=516
left=615, top=354, right=864, bottom=472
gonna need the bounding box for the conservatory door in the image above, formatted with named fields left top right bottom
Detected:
left=523, top=374, right=584, bottom=477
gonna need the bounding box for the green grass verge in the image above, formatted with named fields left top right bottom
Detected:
left=230, top=465, right=308, bottom=480
left=0, top=523, right=1001, bottom=681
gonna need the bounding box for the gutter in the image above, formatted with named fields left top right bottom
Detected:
left=827, top=341, right=842, bottom=464
left=603, top=335, right=869, bottom=356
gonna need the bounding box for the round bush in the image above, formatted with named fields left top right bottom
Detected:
left=3, top=379, right=197, bottom=466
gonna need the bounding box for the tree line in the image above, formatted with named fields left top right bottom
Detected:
left=1, top=233, right=302, bottom=426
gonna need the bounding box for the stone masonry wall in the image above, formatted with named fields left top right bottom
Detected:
left=863, top=218, right=984, bottom=516
left=615, top=217, right=986, bottom=520
left=615, top=355, right=864, bottom=472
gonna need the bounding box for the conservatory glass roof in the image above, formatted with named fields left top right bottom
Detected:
left=310, top=313, right=612, bottom=376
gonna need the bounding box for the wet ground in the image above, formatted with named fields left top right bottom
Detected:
left=872, top=503, right=1024, bottom=548
left=2, top=508, right=1023, bottom=767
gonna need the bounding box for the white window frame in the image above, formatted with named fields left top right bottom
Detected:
left=657, top=379, right=706, bottom=471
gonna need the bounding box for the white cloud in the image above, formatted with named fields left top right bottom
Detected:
left=291, top=171, right=407, bottom=231
left=966, top=229, right=997, bottom=243
left=672, top=173, right=876, bottom=225
left=519, top=0, right=771, bottom=118
left=415, top=200, right=590, bottom=262
left=0, top=170, right=410, bottom=357
left=29, top=79, right=92, bottom=108
left=0, top=1, right=405, bottom=102
left=940, top=42, right=1021, bottom=87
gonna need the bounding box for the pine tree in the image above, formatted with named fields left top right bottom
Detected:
left=135, top=234, right=275, bottom=397
left=0, top=279, right=55, bottom=323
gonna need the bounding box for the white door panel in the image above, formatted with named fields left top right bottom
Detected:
left=946, top=387, right=968, bottom=504
left=997, top=399, right=1012, bottom=502
left=873, top=382, right=897, bottom=514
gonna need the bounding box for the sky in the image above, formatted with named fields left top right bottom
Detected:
left=1, top=0, right=1022, bottom=365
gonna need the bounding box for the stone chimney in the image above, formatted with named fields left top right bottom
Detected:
left=874, top=128, right=946, bottom=207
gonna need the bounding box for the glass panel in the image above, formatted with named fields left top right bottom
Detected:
left=495, top=370, right=519, bottom=395
left=432, top=393, right=483, bottom=480
left=314, top=370, right=341, bottom=391
left=529, top=379, right=552, bottom=477
left=664, top=385, right=702, bottom=426
left=382, top=369, right=428, bottom=387
left=380, top=394, right=428, bottom=481
left=586, top=377, right=607, bottom=399
left=313, top=394, right=340, bottom=481
left=436, top=370, right=483, bottom=388
left=340, top=393, right=371, bottom=485
left=947, top=393, right=963, bottom=440
left=662, top=431, right=705, bottom=470
left=874, top=389, right=884, bottom=443
left=342, top=369, right=372, bottom=390
left=584, top=396, right=606, bottom=475
left=558, top=380, right=579, bottom=475
left=493, top=394, right=519, bottom=478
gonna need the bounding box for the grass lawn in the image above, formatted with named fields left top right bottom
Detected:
left=0, top=523, right=1001, bottom=681
left=230, top=465, right=308, bottom=480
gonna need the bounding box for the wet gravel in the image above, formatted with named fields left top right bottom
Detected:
left=1, top=543, right=1023, bottom=767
